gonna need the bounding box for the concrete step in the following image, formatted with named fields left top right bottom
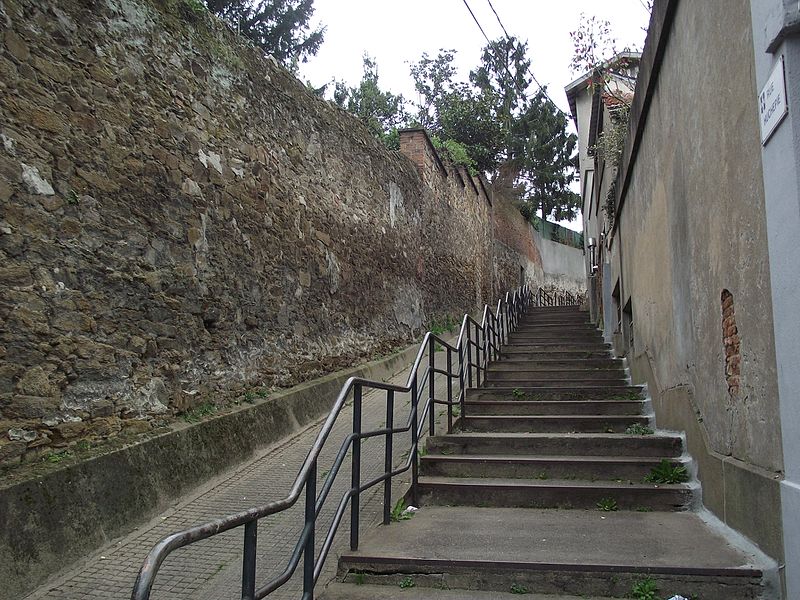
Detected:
left=515, top=323, right=598, bottom=332
left=465, top=399, right=645, bottom=416
left=419, top=454, right=690, bottom=481
left=489, top=358, right=622, bottom=369
left=321, top=583, right=615, bottom=600
left=499, top=349, right=612, bottom=360
left=337, top=507, right=767, bottom=600
left=466, top=387, right=644, bottom=402
left=482, top=378, right=629, bottom=389
left=528, top=306, right=586, bottom=313
left=516, top=321, right=597, bottom=330
left=518, top=319, right=592, bottom=328
left=501, top=344, right=611, bottom=354
left=459, top=415, right=650, bottom=433
left=484, top=369, right=627, bottom=382
left=520, top=318, right=591, bottom=326
left=426, top=432, right=682, bottom=457
left=509, top=332, right=604, bottom=342
left=505, top=341, right=609, bottom=351
left=417, top=476, right=695, bottom=510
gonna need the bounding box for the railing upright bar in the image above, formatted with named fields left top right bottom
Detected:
left=482, top=322, right=489, bottom=373
left=383, top=390, right=394, bottom=525
left=349, top=385, right=362, bottom=551
left=466, top=326, right=473, bottom=388
left=474, top=321, right=482, bottom=387
left=446, top=348, right=453, bottom=434
left=428, top=340, right=435, bottom=437
left=410, top=374, right=419, bottom=506
left=458, top=337, right=466, bottom=420
left=242, top=521, right=257, bottom=600
left=303, top=461, right=316, bottom=599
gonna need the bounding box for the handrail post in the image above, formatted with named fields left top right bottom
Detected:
left=428, top=338, right=435, bottom=437
left=466, top=325, right=473, bottom=388
left=483, top=322, right=489, bottom=371
left=303, top=460, right=317, bottom=599
left=242, top=521, right=257, bottom=600
left=446, top=348, right=453, bottom=434
left=410, top=374, right=419, bottom=506
left=350, top=384, right=362, bottom=551
left=474, top=321, right=482, bottom=388
left=383, top=390, right=394, bottom=525
left=458, top=338, right=466, bottom=422
left=501, top=300, right=507, bottom=347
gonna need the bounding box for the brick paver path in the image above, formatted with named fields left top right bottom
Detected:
left=26, top=353, right=454, bottom=600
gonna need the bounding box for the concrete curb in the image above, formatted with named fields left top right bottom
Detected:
left=0, top=342, right=421, bottom=600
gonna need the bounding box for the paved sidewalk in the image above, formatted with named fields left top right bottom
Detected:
left=25, top=350, right=454, bottom=600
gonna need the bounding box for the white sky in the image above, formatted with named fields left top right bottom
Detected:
left=298, top=0, right=651, bottom=231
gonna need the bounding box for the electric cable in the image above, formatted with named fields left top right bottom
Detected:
left=484, top=0, right=570, bottom=117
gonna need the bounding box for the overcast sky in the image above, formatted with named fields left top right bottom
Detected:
left=298, top=0, right=651, bottom=230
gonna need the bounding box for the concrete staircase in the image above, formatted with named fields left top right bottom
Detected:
left=322, top=306, right=771, bottom=600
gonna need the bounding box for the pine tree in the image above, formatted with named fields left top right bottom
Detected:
left=205, top=0, right=325, bottom=67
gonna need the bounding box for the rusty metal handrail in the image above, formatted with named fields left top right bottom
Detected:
left=131, top=285, right=532, bottom=600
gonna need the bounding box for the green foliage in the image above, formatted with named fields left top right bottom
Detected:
left=203, top=0, right=325, bottom=68
left=596, top=497, right=618, bottom=511
left=630, top=577, right=659, bottom=600
left=182, top=402, right=216, bottom=423
left=644, top=459, right=689, bottom=484
left=430, top=136, right=478, bottom=175
left=334, top=54, right=407, bottom=149
left=45, top=450, right=73, bottom=464
left=353, top=573, right=365, bottom=585
left=184, top=0, right=206, bottom=13
left=429, top=315, right=459, bottom=336
left=409, top=39, right=580, bottom=221
left=390, top=498, right=414, bottom=522
left=512, top=388, right=525, bottom=398
left=625, top=423, right=654, bottom=435
left=399, top=576, right=415, bottom=589
left=510, top=583, right=531, bottom=594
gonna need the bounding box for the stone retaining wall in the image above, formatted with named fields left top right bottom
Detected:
left=0, top=0, right=582, bottom=466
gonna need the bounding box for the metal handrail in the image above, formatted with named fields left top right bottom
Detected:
left=535, top=286, right=582, bottom=308
left=131, top=285, right=533, bottom=600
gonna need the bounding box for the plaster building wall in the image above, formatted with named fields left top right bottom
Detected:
left=749, top=1, right=800, bottom=594
left=0, top=0, right=574, bottom=466
left=610, top=0, right=783, bottom=560
left=532, top=230, right=586, bottom=296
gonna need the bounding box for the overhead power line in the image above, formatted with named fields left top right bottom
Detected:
left=461, top=0, right=492, bottom=45
left=483, top=0, right=570, bottom=118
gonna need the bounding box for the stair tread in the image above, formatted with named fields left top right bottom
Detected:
left=418, top=476, right=693, bottom=490
left=421, top=454, right=686, bottom=464
left=462, top=414, right=646, bottom=419
left=321, top=583, right=615, bottom=600
left=340, top=507, right=763, bottom=573
left=434, top=432, right=676, bottom=439
left=466, top=400, right=643, bottom=404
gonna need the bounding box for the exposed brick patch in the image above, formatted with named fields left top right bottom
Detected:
left=721, top=289, right=741, bottom=396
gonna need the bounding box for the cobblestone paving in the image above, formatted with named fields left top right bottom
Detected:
left=26, top=354, right=453, bottom=600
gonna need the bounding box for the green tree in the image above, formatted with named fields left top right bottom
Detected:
left=514, top=92, right=581, bottom=221
left=408, top=39, right=579, bottom=221
left=204, top=0, right=325, bottom=68
left=409, top=50, right=501, bottom=172
left=333, top=55, right=407, bottom=149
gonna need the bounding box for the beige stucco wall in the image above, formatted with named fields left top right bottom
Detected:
left=610, top=0, right=783, bottom=559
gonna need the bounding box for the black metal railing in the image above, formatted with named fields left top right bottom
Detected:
left=131, top=285, right=533, bottom=600
left=535, top=287, right=583, bottom=307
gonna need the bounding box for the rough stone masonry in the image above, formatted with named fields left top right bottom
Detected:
left=0, top=0, right=576, bottom=465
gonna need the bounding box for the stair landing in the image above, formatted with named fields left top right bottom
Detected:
left=335, top=507, right=766, bottom=600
